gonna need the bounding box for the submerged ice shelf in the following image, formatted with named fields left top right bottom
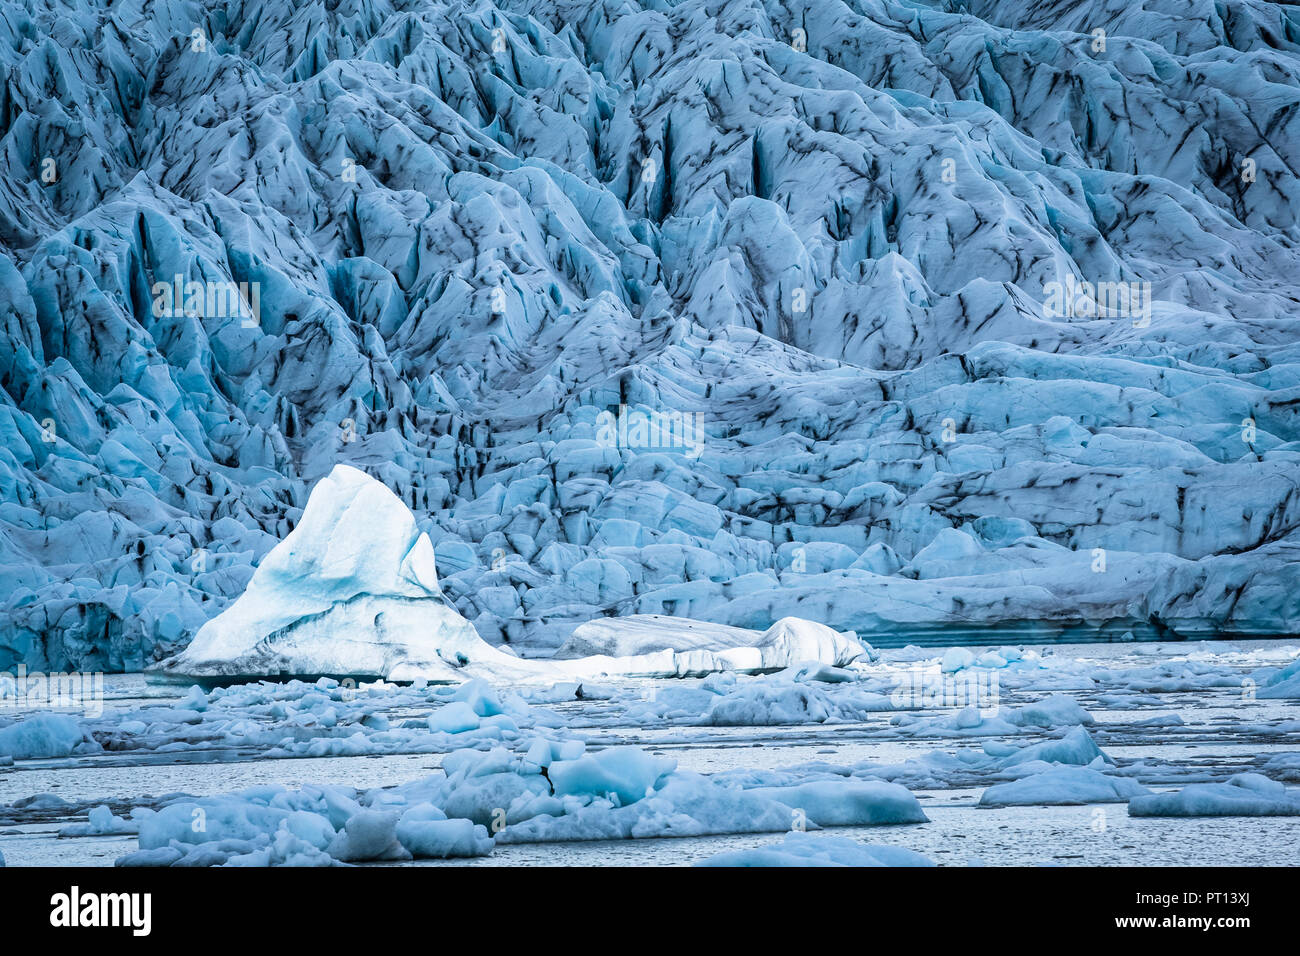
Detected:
left=1, top=0, right=1299, bottom=672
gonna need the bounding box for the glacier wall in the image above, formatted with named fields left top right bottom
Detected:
left=1, top=0, right=1299, bottom=671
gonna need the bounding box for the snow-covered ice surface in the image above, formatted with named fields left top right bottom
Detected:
left=2, top=641, right=1298, bottom=866
left=2, top=0, right=1300, bottom=672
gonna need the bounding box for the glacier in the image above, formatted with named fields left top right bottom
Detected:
left=0, top=0, right=1298, bottom=675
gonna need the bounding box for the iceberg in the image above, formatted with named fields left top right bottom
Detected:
left=1256, top=657, right=1300, bottom=699
left=978, top=767, right=1150, bottom=808
left=153, top=465, right=487, bottom=683
left=557, top=616, right=764, bottom=658
left=154, top=466, right=866, bottom=683
left=0, top=713, right=96, bottom=760
left=747, top=781, right=929, bottom=827
left=58, top=806, right=139, bottom=838
left=558, top=614, right=866, bottom=673
left=1128, top=774, right=1300, bottom=818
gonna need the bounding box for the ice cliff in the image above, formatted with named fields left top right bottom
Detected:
left=1, top=0, right=1299, bottom=671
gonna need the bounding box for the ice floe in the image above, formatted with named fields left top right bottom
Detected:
left=0, top=713, right=97, bottom=759
left=979, top=767, right=1150, bottom=808
left=1128, top=774, right=1300, bottom=818
left=112, top=740, right=929, bottom=866
left=698, top=832, right=935, bottom=867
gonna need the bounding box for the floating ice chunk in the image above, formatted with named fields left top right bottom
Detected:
left=557, top=614, right=865, bottom=673
left=782, top=662, right=862, bottom=683
left=979, top=767, right=1150, bottom=807
left=179, top=686, right=208, bottom=711
left=1226, top=773, right=1289, bottom=798
left=120, top=832, right=335, bottom=868
left=9, top=793, right=74, bottom=811
left=137, top=799, right=295, bottom=852
left=396, top=808, right=493, bottom=859
left=698, top=832, right=935, bottom=867
left=448, top=679, right=517, bottom=717
left=496, top=772, right=800, bottom=844
left=1128, top=774, right=1300, bottom=817
left=427, top=701, right=482, bottom=735
left=705, top=682, right=839, bottom=726
left=1000, top=726, right=1112, bottom=766
left=626, top=667, right=892, bottom=726
left=116, top=848, right=185, bottom=868
left=750, top=780, right=929, bottom=826
left=154, top=465, right=482, bottom=682
left=0, top=713, right=95, bottom=758
left=284, top=811, right=336, bottom=851
left=1004, top=695, right=1095, bottom=728
left=58, top=805, right=138, bottom=837
left=1131, top=714, right=1184, bottom=727
left=888, top=706, right=1020, bottom=737
left=756, top=618, right=866, bottom=670
left=1257, top=657, right=1300, bottom=698
left=549, top=748, right=678, bottom=805
left=941, top=648, right=976, bottom=673
left=326, top=810, right=410, bottom=862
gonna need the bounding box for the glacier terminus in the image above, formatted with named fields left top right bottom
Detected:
left=0, top=0, right=1297, bottom=883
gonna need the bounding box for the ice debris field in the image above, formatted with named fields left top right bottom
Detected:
left=2, top=637, right=1300, bottom=866
left=1, top=0, right=1300, bottom=865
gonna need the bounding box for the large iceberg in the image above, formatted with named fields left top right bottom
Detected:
left=153, top=464, right=485, bottom=682
left=154, top=465, right=865, bottom=682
